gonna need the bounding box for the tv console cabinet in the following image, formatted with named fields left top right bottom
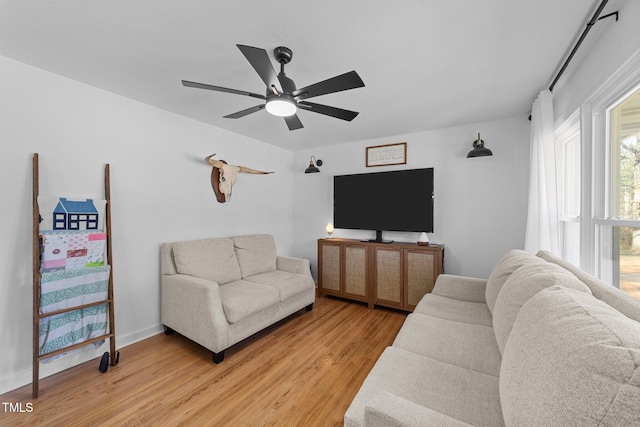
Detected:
left=317, top=238, right=444, bottom=312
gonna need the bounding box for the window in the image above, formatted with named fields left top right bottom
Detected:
left=607, top=86, right=640, bottom=300
left=577, top=50, right=640, bottom=302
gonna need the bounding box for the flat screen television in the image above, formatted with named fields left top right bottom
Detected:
left=333, top=168, right=434, bottom=243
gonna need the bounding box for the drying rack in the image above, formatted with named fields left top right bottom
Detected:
left=32, top=153, right=119, bottom=398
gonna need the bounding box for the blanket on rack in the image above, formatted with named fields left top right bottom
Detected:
left=40, top=231, right=107, bottom=272
left=39, top=266, right=110, bottom=357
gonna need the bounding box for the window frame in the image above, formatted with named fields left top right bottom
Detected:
left=555, top=110, right=581, bottom=264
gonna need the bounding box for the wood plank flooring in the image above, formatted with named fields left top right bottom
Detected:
left=0, top=296, right=406, bottom=426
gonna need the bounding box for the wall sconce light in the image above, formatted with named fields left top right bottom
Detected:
left=467, top=133, right=493, bottom=158
left=326, top=222, right=334, bottom=238
left=305, top=156, right=323, bottom=173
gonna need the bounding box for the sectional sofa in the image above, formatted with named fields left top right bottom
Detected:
left=345, top=249, right=640, bottom=426
left=161, top=234, right=316, bottom=363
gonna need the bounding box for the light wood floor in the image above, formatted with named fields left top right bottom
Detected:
left=1, top=296, right=406, bottom=426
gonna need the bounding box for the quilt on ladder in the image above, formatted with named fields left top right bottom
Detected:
left=38, top=266, right=110, bottom=357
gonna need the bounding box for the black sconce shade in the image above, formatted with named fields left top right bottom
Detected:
left=305, top=156, right=323, bottom=173
left=467, top=133, right=493, bottom=158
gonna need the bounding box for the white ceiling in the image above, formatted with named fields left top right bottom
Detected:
left=0, top=1, right=601, bottom=151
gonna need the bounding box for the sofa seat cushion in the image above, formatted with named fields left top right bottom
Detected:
left=393, top=313, right=501, bottom=377
left=173, top=238, right=242, bottom=284
left=500, top=286, right=640, bottom=426
left=492, top=262, right=592, bottom=354
left=233, top=234, right=277, bottom=277
left=485, top=249, right=546, bottom=314
left=218, top=280, right=280, bottom=324
left=431, top=274, right=488, bottom=303
left=345, top=347, right=504, bottom=427
left=414, top=294, right=492, bottom=327
left=363, top=403, right=473, bottom=427
left=244, top=270, right=313, bottom=301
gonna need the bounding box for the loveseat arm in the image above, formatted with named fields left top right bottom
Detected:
left=431, top=274, right=488, bottom=303
left=276, top=256, right=311, bottom=275
left=161, top=274, right=229, bottom=353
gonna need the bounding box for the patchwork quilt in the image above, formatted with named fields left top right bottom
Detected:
left=40, top=231, right=107, bottom=272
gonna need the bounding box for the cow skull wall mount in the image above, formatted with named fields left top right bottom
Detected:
left=205, top=154, right=273, bottom=203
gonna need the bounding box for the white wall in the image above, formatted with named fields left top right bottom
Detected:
left=293, top=116, right=531, bottom=279
left=553, top=0, right=640, bottom=123
left=0, top=55, right=294, bottom=394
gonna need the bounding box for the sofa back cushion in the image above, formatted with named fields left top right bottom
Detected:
left=232, top=234, right=277, bottom=278
left=485, top=250, right=545, bottom=314
left=492, top=262, right=591, bottom=354
left=500, top=286, right=640, bottom=426
left=173, top=238, right=242, bottom=284
left=537, top=249, right=640, bottom=323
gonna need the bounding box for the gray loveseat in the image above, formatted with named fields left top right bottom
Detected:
left=345, top=249, right=640, bottom=426
left=161, top=234, right=316, bottom=363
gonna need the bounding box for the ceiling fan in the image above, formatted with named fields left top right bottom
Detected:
left=182, top=44, right=365, bottom=131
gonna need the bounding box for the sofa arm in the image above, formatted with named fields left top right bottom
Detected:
left=276, top=256, right=311, bottom=276
left=161, top=274, right=229, bottom=353
left=431, top=274, right=488, bottom=303
left=362, top=399, right=473, bottom=427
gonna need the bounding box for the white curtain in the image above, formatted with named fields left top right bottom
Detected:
left=524, top=89, right=559, bottom=254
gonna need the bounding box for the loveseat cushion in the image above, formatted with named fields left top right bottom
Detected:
left=233, top=234, right=277, bottom=277
left=218, top=280, right=280, bottom=324
left=485, top=249, right=545, bottom=314
left=414, top=294, right=493, bottom=327
left=345, top=347, right=504, bottom=427
left=393, top=313, right=502, bottom=376
left=244, top=270, right=313, bottom=301
left=500, top=286, right=640, bottom=426
left=492, top=262, right=591, bottom=354
left=173, top=238, right=242, bottom=284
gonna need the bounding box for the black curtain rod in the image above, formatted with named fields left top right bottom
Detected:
left=548, top=0, right=617, bottom=92
left=529, top=1, right=618, bottom=120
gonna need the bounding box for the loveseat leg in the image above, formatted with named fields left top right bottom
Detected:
left=212, top=350, right=225, bottom=364
left=305, top=303, right=314, bottom=312
left=163, top=325, right=174, bottom=335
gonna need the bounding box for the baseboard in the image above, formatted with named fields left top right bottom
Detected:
left=0, top=324, right=164, bottom=396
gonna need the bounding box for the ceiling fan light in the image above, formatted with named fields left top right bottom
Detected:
left=265, top=96, right=297, bottom=117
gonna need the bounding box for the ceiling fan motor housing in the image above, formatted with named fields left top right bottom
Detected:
left=277, top=74, right=297, bottom=93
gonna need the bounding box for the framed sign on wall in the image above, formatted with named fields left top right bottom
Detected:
left=366, top=142, right=407, bottom=167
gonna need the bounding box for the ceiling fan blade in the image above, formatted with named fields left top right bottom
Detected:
left=284, top=114, right=303, bottom=131
left=293, top=70, right=364, bottom=100
left=236, top=44, right=283, bottom=93
left=182, top=80, right=265, bottom=100
left=298, top=101, right=359, bottom=121
left=223, top=104, right=265, bottom=119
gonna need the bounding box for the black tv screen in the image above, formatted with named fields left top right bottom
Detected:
left=333, top=168, right=434, bottom=234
